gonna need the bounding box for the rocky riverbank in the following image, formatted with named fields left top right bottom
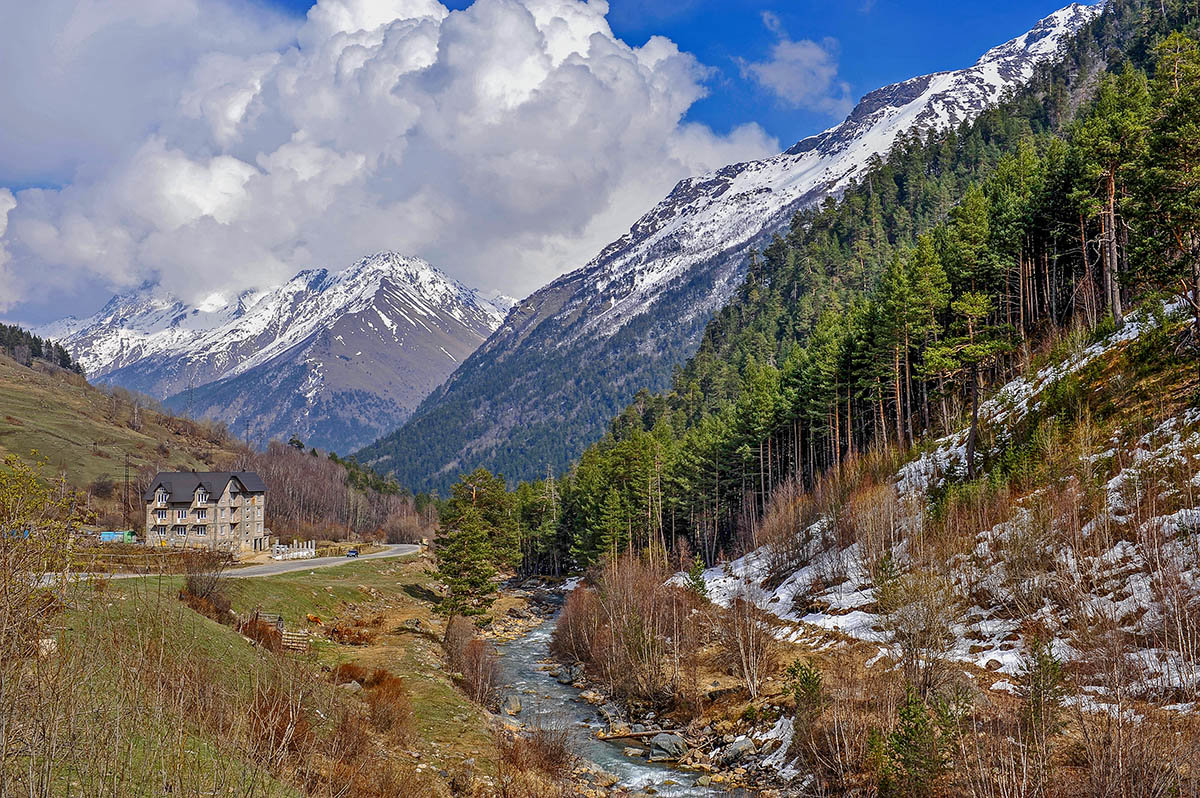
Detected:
left=557, top=668, right=804, bottom=795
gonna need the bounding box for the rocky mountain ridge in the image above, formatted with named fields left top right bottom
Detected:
left=358, top=3, right=1102, bottom=491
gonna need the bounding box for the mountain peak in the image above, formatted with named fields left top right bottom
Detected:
left=359, top=1, right=1104, bottom=491
left=975, top=2, right=1100, bottom=66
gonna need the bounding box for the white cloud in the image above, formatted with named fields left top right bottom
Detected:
left=739, top=11, right=853, bottom=116
left=0, top=0, right=777, bottom=318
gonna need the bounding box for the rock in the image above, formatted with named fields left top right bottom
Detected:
left=696, top=775, right=712, bottom=787
left=649, top=732, right=688, bottom=761
left=623, top=746, right=645, bottom=757
left=593, top=770, right=619, bottom=788
left=403, top=618, right=422, bottom=631
left=339, top=680, right=363, bottom=693
left=717, top=738, right=757, bottom=766
left=632, top=723, right=646, bottom=733
left=502, top=694, right=522, bottom=716
left=985, top=659, right=1003, bottom=671
left=580, top=690, right=604, bottom=705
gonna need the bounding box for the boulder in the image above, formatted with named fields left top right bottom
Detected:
left=502, top=694, right=522, bottom=716
left=593, top=770, right=619, bottom=788
left=649, top=733, right=688, bottom=761
left=403, top=618, right=422, bottom=631
left=717, top=738, right=757, bottom=766
left=339, top=680, right=363, bottom=693
left=623, top=746, right=646, bottom=757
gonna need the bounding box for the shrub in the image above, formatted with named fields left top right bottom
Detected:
left=461, top=637, right=501, bottom=708
left=783, top=659, right=825, bottom=729
left=364, top=674, right=415, bottom=744
left=878, top=686, right=949, bottom=798
left=496, top=713, right=578, bottom=798
left=548, top=586, right=602, bottom=664
left=444, top=614, right=477, bottom=673
left=716, top=591, right=778, bottom=699
left=877, top=570, right=960, bottom=698
left=239, top=615, right=283, bottom=652
left=325, top=615, right=381, bottom=646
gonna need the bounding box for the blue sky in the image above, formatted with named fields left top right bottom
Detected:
left=269, top=0, right=1082, bottom=145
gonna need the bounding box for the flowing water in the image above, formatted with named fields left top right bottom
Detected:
left=496, top=619, right=742, bottom=797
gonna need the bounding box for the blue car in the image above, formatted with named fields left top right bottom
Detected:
left=346, top=549, right=359, bottom=558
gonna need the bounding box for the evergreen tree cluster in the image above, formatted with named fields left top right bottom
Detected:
left=0, top=324, right=81, bottom=373
left=453, top=1, right=1200, bottom=577
left=406, top=1, right=1200, bottom=583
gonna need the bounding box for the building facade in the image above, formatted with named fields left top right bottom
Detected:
left=144, top=471, right=269, bottom=552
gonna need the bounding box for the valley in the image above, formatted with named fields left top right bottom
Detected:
left=6, top=0, right=1200, bottom=796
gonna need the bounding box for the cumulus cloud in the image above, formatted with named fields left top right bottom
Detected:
left=0, top=0, right=777, bottom=317
left=739, top=11, right=853, bottom=116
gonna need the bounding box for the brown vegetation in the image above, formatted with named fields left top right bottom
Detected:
left=551, top=551, right=706, bottom=712
left=495, top=712, right=578, bottom=798
left=240, top=441, right=434, bottom=542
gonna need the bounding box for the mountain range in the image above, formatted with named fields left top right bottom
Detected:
left=355, top=2, right=1102, bottom=492
left=42, top=253, right=512, bottom=452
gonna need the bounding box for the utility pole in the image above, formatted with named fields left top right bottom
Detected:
left=123, top=452, right=130, bottom=530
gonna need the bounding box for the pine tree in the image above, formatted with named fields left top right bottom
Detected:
left=1133, top=33, right=1200, bottom=344
left=432, top=504, right=497, bottom=622
left=1074, top=65, right=1150, bottom=326
left=922, top=292, right=1012, bottom=478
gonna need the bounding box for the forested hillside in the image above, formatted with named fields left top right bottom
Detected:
left=415, top=0, right=1200, bottom=581
left=474, top=0, right=1197, bottom=572
left=0, top=323, right=79, bottom=373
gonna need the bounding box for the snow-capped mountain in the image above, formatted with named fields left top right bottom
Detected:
left=43, top=253, right=508, bottom=452
left=358, top=3, right=1101, bottom=491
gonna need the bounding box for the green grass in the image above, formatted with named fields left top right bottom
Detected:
left=97, top=552, right=497, bottom=782
left=0, top=355, right=240, bottom=490
left=227, top=554, right=426, bottom=623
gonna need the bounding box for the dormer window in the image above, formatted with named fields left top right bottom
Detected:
left=155, top=489, right=169, bottom=504
left=196, top=489, right=209, bottom=504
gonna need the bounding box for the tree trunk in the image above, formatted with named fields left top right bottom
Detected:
left=1106, top=171, right=1124, bottom=326
left=965, top=366, right=981, bottom=481
left=893, top=345, right=904, bottom=446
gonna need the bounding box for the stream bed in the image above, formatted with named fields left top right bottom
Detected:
left=497, top=620, right=742, bottom=796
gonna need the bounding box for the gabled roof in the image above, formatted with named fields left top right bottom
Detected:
left=143, top=471, right=267, bottom=502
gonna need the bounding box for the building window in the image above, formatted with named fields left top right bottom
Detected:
left=155, top=526, right=167, bottom=536
left=155, top=509, right=167, bottom=521
left=196, top=508, right=207, bottom=520
left=220, top=508, right=227, bottom=518
left=173, top=525, right=186, bottom=536
left=197, top=489, right=209, bottom=504
left=195, top=525, right=207, bottom=536
left=176, top=509, right=187, bottom=521
left=156, top=489, right=169, bottom=504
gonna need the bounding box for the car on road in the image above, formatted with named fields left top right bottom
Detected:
left=346, top=549, right=359, bottom=558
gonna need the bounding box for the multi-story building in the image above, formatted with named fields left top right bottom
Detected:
left=143, top=471, right=269, bottom=552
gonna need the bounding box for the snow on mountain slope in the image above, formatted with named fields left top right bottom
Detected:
left=43, top=253, right=506, bottom=452
left=693, top=303, right=1200, bottom=711
left=360, top=3, right=1102, bottom=492
left=560, top=2, right=1102, bottom=343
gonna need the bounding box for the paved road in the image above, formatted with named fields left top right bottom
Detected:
left=225, top=543, right=421, bottom=578
left=87, top=543, right=422, bottom=582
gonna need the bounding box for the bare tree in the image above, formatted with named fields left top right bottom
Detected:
left=716, top=587, right=778, bottom=699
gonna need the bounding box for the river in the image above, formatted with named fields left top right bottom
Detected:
left=497, top=619, right=743, bottom=797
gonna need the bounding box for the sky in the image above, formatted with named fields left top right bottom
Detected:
left=0, top=0, right=1088, bottom=326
